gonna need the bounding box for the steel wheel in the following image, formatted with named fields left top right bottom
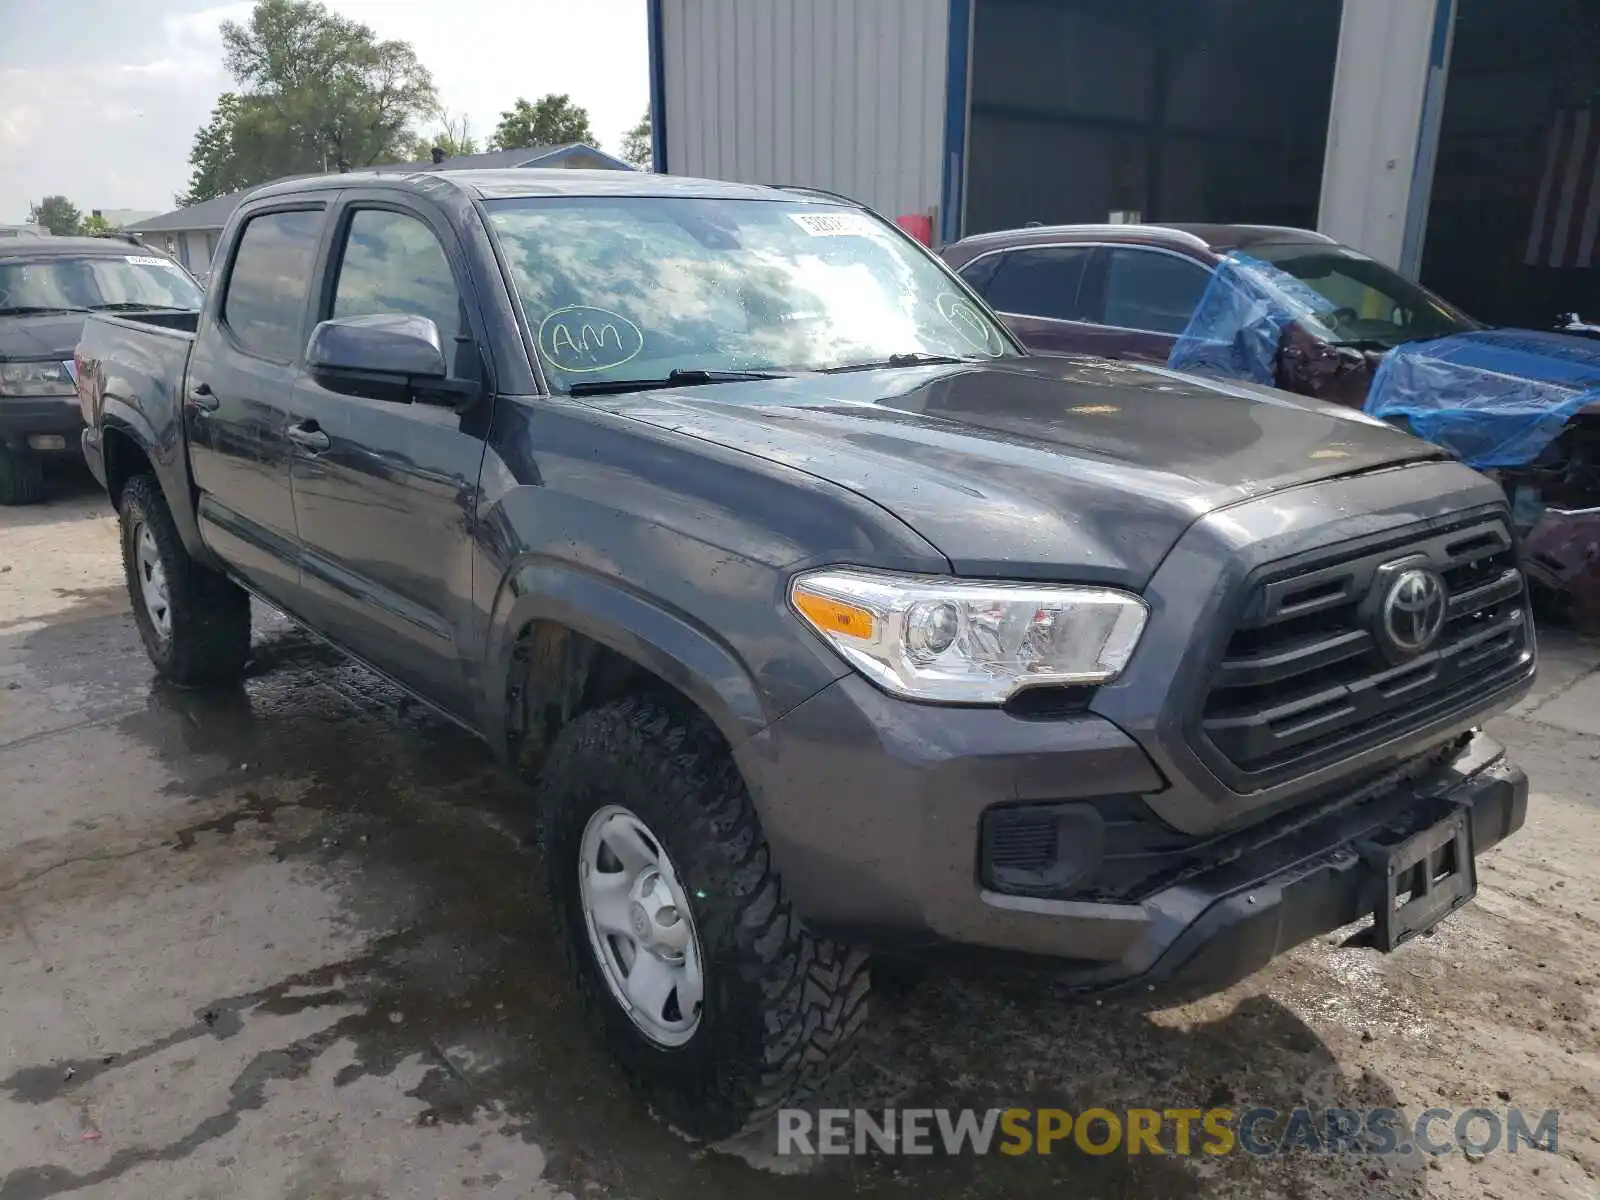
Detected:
left=133, top=521, right=172, bottom=642
left=578, top=804, right=705, bottom=1047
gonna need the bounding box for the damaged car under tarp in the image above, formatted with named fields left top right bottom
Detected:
left=1169, top=252, right=1600, bottom=624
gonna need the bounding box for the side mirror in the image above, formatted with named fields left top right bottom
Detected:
left=307, top=313, right=448, bottom=382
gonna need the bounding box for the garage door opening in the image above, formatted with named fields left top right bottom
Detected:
left=962, top=0, right=1343, bottom=237
left=1420, top=0, right=1599, bottom=327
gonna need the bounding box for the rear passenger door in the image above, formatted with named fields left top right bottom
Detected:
left=287, top=198, right=491, bottom=717
left=186, top=204, right=326, bottom=603
left=1091, top=247, right=1214, bottom=365
left=959, top=245, right=1100, bottom=355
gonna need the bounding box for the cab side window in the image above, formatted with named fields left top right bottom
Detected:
left=1101, top=249, right=1211, bottom=335
left=330, top=210, right=462, bottom=348
left=222, top=209, right=323, bottom=361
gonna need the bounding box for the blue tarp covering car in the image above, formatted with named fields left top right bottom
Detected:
left=1169, top=251, right=1600, bottom=472
left=1362, top=329, right=1600, bottom=469
left=1168, top=251, right=1600, bottom=625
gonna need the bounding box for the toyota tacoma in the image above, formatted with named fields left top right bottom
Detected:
left=75, top=170, right=1536, bottom=1138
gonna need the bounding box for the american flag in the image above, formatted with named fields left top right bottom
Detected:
left=1525, top=106, right=1600, bottom=270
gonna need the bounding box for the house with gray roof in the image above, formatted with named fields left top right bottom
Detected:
left=127, top=142, right=635, bottom=273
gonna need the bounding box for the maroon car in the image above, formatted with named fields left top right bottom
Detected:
left=942, top=223, right=1600, bottom=626
left=940, top=222, right=1479, bottom=407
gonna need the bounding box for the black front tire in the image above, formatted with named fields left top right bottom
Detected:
left=118, top=474, right=252, bottom=685
left=538, top=695, right=871, bottom=1140
left=0, top=449, right=44, bottom=506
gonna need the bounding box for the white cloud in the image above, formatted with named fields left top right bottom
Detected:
left=0, top=0, right=648, bottom=223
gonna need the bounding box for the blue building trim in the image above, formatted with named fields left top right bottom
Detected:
left=647, top=0, right=669, bottom=173
left=939, top=0, right=973, bottom=245
left=1400, top=0, right=1456, bottom=278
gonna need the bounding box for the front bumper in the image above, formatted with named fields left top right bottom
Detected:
left=1113, top=735, right=1523, bottom=996
left=746, top=674, right=1526, bottom=995
left=0, top=395, right=84, bottom=456
left=744, top=462, right=1534, bottom=994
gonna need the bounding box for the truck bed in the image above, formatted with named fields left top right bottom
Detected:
left=76, top=311, right=199, bottom=515
left=96, top=308, right=200, bottom=336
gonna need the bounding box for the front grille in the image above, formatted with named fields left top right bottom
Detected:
left=1199, top=516, right=1531, bottom=782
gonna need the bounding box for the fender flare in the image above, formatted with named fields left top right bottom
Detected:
left=483, top=557, right=771, bottom=756
left=100, top=398, right=211, bottom=564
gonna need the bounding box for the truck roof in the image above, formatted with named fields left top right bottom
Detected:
left=248, top=168, right=847, bottom=206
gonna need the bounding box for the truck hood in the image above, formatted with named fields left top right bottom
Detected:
left=0, top=312, right=87, bottom=360
left=591, top=357, right=1443, bottom=586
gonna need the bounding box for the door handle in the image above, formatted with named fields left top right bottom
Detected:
left=287, top=421, right=331, bottom=453
left=188, top=381, right=219, bottom=412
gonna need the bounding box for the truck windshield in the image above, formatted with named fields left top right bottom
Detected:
left=483, top=196, right=1016, bottom=392
left=1246, top=242, right=1479, bottom=347
left=0, top=254, right=203, bottom=315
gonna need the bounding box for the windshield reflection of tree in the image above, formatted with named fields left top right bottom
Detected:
left=493, top=205, right=988, bottom=382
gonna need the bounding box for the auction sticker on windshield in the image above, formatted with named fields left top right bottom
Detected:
left=789, top=211, right=878, bottom=238
left=125, top=255, right=180, bottom=269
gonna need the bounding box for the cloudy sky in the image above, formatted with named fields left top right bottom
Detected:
left=0, top=0, right=650, bottom=224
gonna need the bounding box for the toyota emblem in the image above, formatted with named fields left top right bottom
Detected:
left=1381, top=567, right=1447, bottom=654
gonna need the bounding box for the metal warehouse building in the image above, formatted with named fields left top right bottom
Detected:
left=647, top=0, right=1598, bottom=328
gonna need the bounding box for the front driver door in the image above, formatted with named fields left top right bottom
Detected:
left=287, top=199, right=492, bottom=718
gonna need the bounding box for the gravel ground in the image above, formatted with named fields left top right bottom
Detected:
left=0, top=471, right=1595, bottom=1200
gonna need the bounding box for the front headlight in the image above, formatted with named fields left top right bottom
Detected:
left=789, top=567, right=1148, bottom=704
left=0, top=360, right=75, bottom=397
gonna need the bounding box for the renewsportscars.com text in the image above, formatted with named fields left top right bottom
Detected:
left=777, top=1106, right=1559, bottom=1158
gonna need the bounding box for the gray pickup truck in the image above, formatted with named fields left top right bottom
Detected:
left=75, top=169, right=1536, bottom=1138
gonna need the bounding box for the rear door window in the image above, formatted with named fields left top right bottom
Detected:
left=978, top=247, right=1094, bottom=322
left=1101, top=248, right=1211, bottom=335
left=221, top=208, right=324, bottom=361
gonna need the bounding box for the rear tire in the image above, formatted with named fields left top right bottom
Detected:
left=118, top=474, right=251, bottom=685
left=0, top=449, right=44, bottom=506
left=538, top=695, right=870, bottom=1140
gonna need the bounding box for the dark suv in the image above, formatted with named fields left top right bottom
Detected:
left=0, top=236, right=201, bottom=503
left=941, top=222, right=1479, bottom=405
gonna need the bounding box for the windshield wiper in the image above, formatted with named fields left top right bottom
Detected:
left=566, top=368, right=788, bottom=396
left=819, top=352, right=979, bottom=374
left=0, top=305, right=90, bottom=316
left=87, top=302, right=194, bottom=312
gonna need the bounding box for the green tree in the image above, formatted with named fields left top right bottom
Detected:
left=406, top=111, right=479, bottom=162
left=179, top=0, right=437, bottom=204
left=81, top=213, right=116, bottom=235
left=179, top=94, right=266, bottom=205
left=621, top=108, right=652, bottom=170
left=489, top=94, right=594, bottom=151
left=27, top=195, right=83, bottom=236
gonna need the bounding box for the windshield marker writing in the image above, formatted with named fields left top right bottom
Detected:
left=537, top=305, right=643, bottom=373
